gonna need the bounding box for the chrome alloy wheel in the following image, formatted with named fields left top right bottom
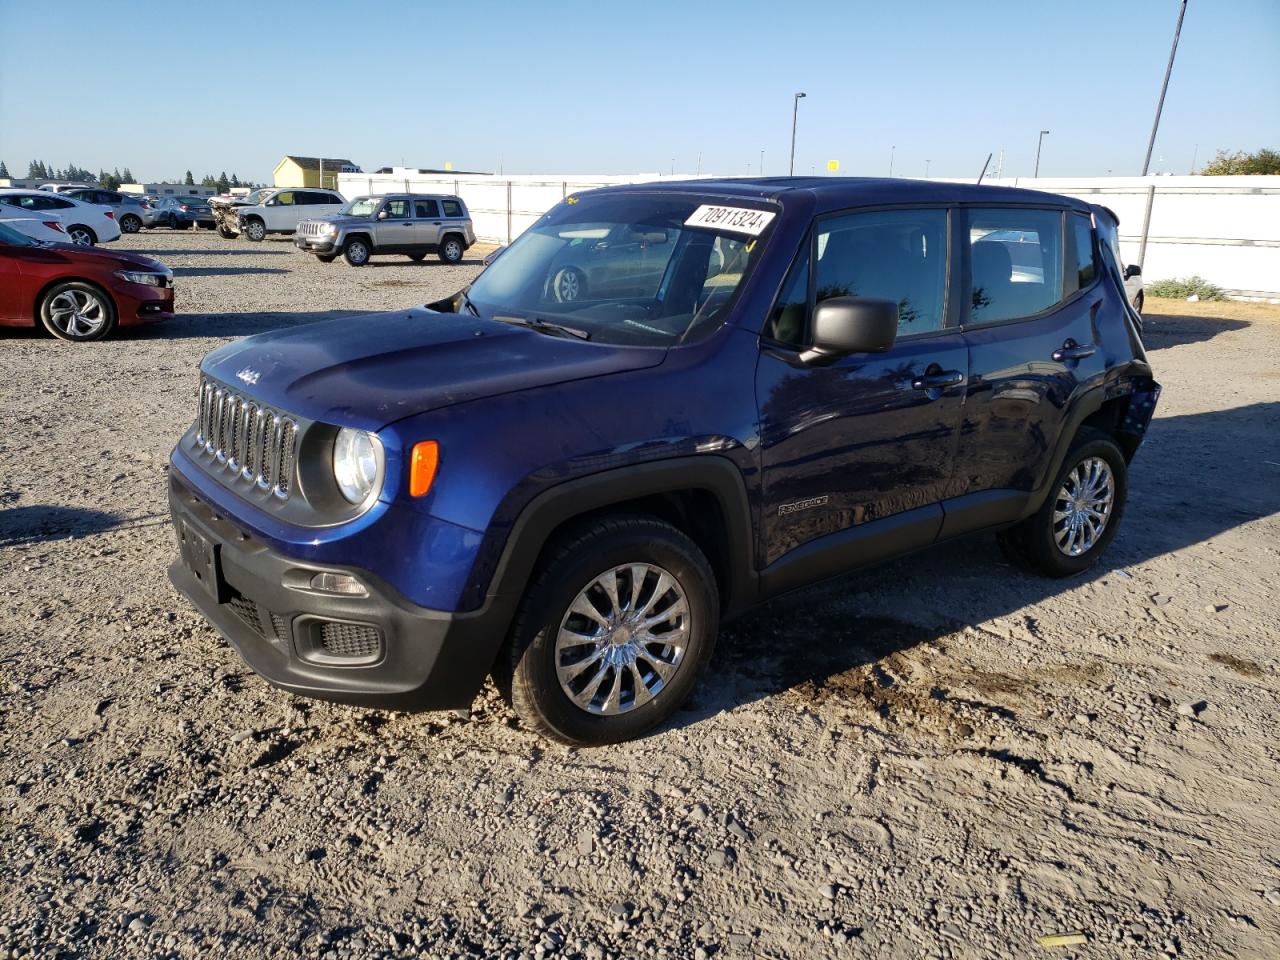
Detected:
left=443, top=238, right=462, bottom=261
left=47, top=289, right=108, bottom=337
left=1053, top=456, right=1115, bottom=556
left=554, top=563, right=690, bottom=716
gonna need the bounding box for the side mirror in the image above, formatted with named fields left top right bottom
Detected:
left=377, top=210, right=389, bottom=220
left=800, top=296, right=899, bottom=364
left=1124, top=264, right=1142, bottom=280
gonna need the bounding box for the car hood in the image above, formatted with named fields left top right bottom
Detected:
left=200, top=307, right=667, bottom=431
left=302, top=214, right=371, bottom=227
left=44, top=244, right=169, bottom=271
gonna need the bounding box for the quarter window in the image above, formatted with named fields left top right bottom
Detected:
left=442, top=199, right=464, bottom=218
left=966, top=208, right=1064, bottom=324
left=814, top=208, right=949, bottom=334
left=1071, top=212, right=1097, bottom=289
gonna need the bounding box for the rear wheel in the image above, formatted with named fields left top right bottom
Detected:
left=343, top=237, right=371, bottom=266
left=499, top=516, right=719, bottom=745
left=1133, top=291, right=1144, bottom=314
left=167, top=213, right=179, bottom=229
left=438, top=235, right=465, bottom=264
left=998, top=429, right=1127, bottom=577
left=66, top=225, right=97, bottom=246
left=39, top=281, right=117, bottom=342
left=244, top=218, right=266, bottom=242
left=408, top=252, right=426, bottom=262
left=119, top=214, right=142, bottom=234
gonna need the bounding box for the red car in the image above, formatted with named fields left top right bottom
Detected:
left=0, top=221, right=174, bottom=342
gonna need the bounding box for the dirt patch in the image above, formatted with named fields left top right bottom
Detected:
left=1208, top=652, right=1266, bottom=678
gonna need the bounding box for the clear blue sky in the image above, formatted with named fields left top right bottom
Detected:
left=2, top=0, right=1276, bottom=182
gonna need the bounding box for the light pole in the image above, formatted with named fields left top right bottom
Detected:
left=1144, top=0, right=1188, bottom=176
left=925, top=159, right=931, bottom=179
left=1034, top=129, right=1050, bottom=178
left=760, top=150, right=764, bottom=176
left=889, top=145, right=895, bottom=177
left=789, top=92, right=806, bottom=176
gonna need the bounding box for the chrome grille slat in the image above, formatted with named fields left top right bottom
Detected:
left=191, top=378, right=298, bottom=500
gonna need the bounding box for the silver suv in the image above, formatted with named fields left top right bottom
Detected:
left=294, top=193, right=475, bottom=266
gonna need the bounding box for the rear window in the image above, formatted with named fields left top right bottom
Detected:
left=966, top=208, right=1064, bottom=324
left=1071, top=212, right=1097, bottom=290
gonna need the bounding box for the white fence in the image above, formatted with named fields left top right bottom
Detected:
left=338, top=171, right=1280, bottom=298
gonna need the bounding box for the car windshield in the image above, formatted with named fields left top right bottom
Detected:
left=241, top=189, right=267, bottom=204
left=342, top=197, right=380, bottom=217
left=0, top=221, right=37, bottom=246
left=464, top=192, right=776, bottom=346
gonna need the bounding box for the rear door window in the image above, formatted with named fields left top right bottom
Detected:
left=965, top=208, right=1064, bottom=324
left=381, top=199, right=411, bottom=219
left=414, top=198, right=440, bottom=218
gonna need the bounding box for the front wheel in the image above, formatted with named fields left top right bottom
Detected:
left=40, top=281, right=117, bottom=341
left=438, top=236, right=465, bottom=264
left=217, top=224, right=236, bottom=239
left=343, top=237, right=371, bottom=266
left=551, top=266, right=585, bottom=302
left=499, top=517, right=719, bottom=745
left=998, top=429, right=1128, bottom=577
left=316, top=254, right=336, bottom=263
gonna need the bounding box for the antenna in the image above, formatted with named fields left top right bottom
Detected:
left=977, top=152, right=992, bottom=184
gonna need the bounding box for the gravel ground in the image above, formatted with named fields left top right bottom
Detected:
left=2, top=231, right=1279, bottom=959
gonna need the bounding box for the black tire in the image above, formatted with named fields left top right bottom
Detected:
left=438, top=235, right=465, bottom=264
left=343, top=236, right=371, bottom=267
left=119, top=214, right=142, bottom=234
left=498, top=516, right=719, bottom=746
left=1133, top=291, right=1144, bottom=314
left=997, top=428, right=1128, bottom=577
left=244, top=218, right=266, bottom=242
left=66, top=224, right=97, bottom=246
left=38, top=281, right=117, bottom=342
left=167, top=213, right=179, bottom=229
left=217, top=224, right=236, bottom=239
left=316, top=254, right=336, bottom=263
left=552, top=266, right=586, bottom=302
left=408, top=252, right=427, bottom=262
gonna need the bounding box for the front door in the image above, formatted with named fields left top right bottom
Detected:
left=373, top=197, right=413, bottom=251
left=756, top=206, right=967, bottom=582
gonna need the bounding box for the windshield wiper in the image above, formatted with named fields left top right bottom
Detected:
left=493, top=314, right=591, bottom=341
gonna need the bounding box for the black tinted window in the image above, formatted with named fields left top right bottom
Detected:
left=1071, top=212, right=1096, bottom=289
left=414, top=199, right=439, bottom=218
left=442, top=199, right=464, bottom=218
left=815, top=208, right=948, bottom=334
left=967, top=208, right=1063, bottom=324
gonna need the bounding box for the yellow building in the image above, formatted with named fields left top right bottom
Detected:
left=272, top=156, right=360, bottom=190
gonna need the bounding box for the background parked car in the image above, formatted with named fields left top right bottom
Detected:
left=208, top=188, right=272, bottom=238
left=0, top=215, right=70, bottom=244
left=0, top=189, right=121, bottom=245
left=0, top=220, right=173, bottom=341
left=63, top=188, right=148, bottom=234
left=149, top=196, right=215, bottom=230
left=221, top=187, right=345, bottom=241
left=294, top=193, right=474, bottom=265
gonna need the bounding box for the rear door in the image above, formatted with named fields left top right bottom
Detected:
left=412, top=198, right=441, bottom=247
left=955, top=205, right=1107, bottom=501
left=756, top=205, right=968, bottom=575
left=372, top=198, right=413, bottom=250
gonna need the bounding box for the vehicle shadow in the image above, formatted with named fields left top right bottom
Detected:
left=124, top=310, right=382, bottom=340
left=669, top=400, right=1280, bottom=733
left=0, top=505, right=141, bottom=547
left=137, top=248, right=294, bottom=257
left=1140, top=311, right=1250, bottom=349
left=170, top=267, right=290, bottom=278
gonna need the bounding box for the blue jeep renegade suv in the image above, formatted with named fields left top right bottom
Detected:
left=168, top=178, right=1159, bottom=745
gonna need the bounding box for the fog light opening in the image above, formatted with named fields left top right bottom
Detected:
left=309, top=572, right=368, bottom=597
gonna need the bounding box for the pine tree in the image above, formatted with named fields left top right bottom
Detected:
left=121, top=168, right=134, bottom=184
left=216, top=171, right=230, bottom=193
left=184, top=170, right=195, bottom=185
left=0, top=160, right=9, bottom=179
left=230, top=173, right=240, bottom=188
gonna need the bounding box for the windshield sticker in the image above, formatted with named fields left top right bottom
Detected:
left=684, top=204, right=775, bottom=236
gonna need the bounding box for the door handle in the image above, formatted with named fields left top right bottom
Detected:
left=912, top=370, right=965, bottom=391
left=1052, top=340, right=1096, bottom=362
left=433, top=221, right=442, bottom=225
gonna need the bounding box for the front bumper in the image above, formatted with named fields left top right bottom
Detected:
left=295, top=234, right=337, bottom=253
left=115, top=283, right=175, bottom=325
left=166, top=471, right=504, bottom=712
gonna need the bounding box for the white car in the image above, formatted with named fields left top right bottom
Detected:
left=211, top=187, right=345, bottom=241
left=0, top=189, right=122, bottom=245
left=0, top=215, right=69, bottom=243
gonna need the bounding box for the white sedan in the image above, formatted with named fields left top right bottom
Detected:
left=0, top=189, right=121, bottom=245
left=0, top=215, right=70, bottom=243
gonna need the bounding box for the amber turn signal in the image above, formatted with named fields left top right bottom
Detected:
left=409, top=441, right=439, bottom=497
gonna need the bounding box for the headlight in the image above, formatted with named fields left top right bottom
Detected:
left=333, top=428, right=383, bottom=504
left=321, top=223, right=337, bottom=234
left=114, top=270, right=167, bottom=286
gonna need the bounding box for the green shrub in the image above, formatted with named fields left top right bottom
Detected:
left=1145, top=275, right=1227, bottom=301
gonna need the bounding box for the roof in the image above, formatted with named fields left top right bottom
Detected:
left=277, top=156, right=357, bottom=172
left=603, top=176, right=1089, bottom=214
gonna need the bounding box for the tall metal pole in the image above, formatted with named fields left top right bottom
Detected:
left=1144, top=0, right=1189, bottom=176
left=789, top=92, right=806, bottom=176
left=889, top=145, right=895, bottom=177
left=1034, top=130, right=1050, bottom=178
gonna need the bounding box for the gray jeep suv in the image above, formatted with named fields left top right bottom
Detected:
left=294, top=193, right=476, bottom=266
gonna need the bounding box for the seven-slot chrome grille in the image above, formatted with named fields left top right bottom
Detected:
left=297, top=221, right=326, bottom=237
left=194, top=377, right=298, bottom=499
